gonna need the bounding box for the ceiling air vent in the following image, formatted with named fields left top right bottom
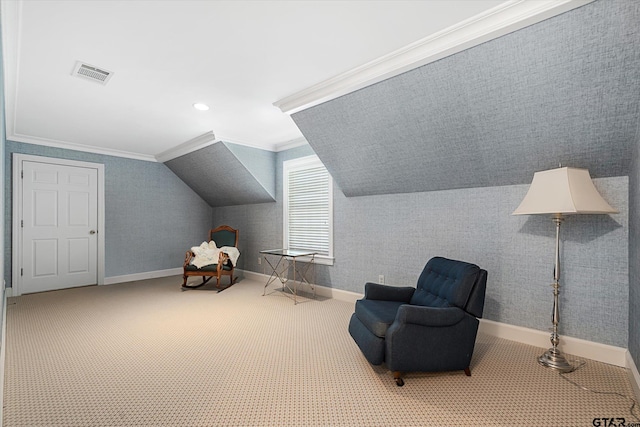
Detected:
left=72, top=61, right=114, bottom=85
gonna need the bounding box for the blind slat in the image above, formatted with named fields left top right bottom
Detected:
left=285, top=160, right=331, bottom=257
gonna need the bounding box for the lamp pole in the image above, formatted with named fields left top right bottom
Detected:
left=537, top=213, right=574, bottom=372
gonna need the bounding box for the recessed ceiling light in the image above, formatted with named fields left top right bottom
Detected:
left=193, top=103, right=209, bottom=111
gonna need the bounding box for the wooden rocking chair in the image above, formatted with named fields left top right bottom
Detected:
left=182, top=225, right=239, bottom=290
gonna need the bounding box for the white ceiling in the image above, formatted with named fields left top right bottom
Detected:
left=1, top=0, right=586, bottom=161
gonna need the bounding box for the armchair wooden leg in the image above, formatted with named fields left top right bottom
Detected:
left=464, top=367, right=471, bottom=376
left=393, top=371, right=404, bottom=387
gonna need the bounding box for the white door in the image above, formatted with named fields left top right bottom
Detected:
left=20, top=160, right=98, bottom=293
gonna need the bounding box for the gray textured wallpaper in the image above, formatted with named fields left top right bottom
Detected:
left=293, top=0, right=640, bottom=198
left=165, top=142, right=276, bottom=207
left=213, top=146, right=629, bottom=348
left=0, top=36, right=5, bottom=342
left=629, top=121, right=640, bottom=367
left=4, top=141, right=213, bottom=284
left=224, top=142, right=276, bottom=198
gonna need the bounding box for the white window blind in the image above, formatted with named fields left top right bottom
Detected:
left=283, top=156, right=333, bottom=263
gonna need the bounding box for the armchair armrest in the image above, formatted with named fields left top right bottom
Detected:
left=395, top=305, right=465, bottom=327
left=364, top=283, right=415, bottom=302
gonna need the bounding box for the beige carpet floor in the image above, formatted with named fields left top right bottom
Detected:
left=3, top=276, right=639, bottom=426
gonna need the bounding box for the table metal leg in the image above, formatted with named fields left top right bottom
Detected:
left=262, top=255, right=288, bottom=296
left=262, top=253, right=316, bottom=304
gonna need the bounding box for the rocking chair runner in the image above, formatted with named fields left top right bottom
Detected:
left=182, top=225, right=239, bottom=290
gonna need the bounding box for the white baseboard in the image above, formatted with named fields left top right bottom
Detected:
left=239, top=269, right=362, bottom=304
left=478, top=318, right=627, bottom=367
left=627, top=351, right=640, bottom=402
left=103, top=268, right=183, bottom=285
left=480, top=318, right=640, bottom=400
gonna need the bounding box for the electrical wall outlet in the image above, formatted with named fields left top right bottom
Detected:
left=378, top=275, right=384, bottom=284
left=258, top=257, right=262, bottom=265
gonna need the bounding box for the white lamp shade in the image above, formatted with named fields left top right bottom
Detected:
left=513, top=167, right=618, bottom=215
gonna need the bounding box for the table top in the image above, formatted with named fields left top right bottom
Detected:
left=260, top=248, right=317, bottom=257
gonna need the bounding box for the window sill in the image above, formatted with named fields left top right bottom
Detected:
left=297, top=255, right=334, bottom=266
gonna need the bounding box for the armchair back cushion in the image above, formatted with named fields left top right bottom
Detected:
left=410, top=257, right=481, bottom=312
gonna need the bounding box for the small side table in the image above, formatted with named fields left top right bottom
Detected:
left=260, top=249, right=316, bottom=304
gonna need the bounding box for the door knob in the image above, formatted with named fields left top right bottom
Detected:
left=89, top=230, right=96, bottom=235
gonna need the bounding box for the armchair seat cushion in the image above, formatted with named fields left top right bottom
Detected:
left=354, top=299, right=405, bottom=338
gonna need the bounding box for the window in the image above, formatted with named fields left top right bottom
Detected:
left=283, top=155, right=333, bottom=265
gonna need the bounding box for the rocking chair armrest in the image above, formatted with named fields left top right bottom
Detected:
left=183, top=250, right=195, bottom=268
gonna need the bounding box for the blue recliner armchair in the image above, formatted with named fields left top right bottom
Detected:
left=348, top=256, right=487, bottom=386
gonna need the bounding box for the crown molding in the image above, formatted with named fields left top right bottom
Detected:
left=8, top=133, right=158, bottom=162
left=8, top=128, right=291, bottom=163
left=273, top=137, right=309, bottom=152
left=154, top=131, right=217, bottom=163
left=274, top=0, right=595, bottom=115
left=154, top=131, right=295, bottom=162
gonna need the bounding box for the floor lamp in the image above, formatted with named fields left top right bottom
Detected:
left=512, top=167, right=617, bottom=372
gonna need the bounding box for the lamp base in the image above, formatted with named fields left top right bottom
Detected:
left=538, top=348, right=574, bottom=373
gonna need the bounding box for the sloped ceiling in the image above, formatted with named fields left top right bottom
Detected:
left=165, top=142, right=275, bottom=207
left=292, top=0, right=640, bottom=197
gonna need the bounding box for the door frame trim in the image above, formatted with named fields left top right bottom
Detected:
left=12, top=154, right=105, bottom=296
